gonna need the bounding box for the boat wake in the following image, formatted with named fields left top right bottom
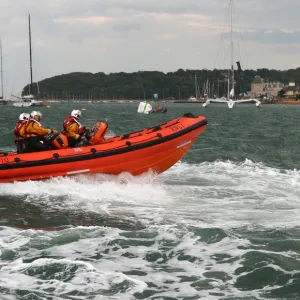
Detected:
left=1, top=159, right=300, bottom=299
left=1, top=159, right=300, bottom=229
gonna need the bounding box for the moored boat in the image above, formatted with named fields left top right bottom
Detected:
left=12, top=95, right=43, bottom=107
left=0, top=113, right=208, bottom=183
left=12, top=14, right=44, bottom=108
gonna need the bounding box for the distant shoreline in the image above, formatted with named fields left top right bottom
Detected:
left=276, top=100, right=300, bottom=105
left=39, top=99, right=300, bottom=105
left=6, top=98, right=298, bottom=105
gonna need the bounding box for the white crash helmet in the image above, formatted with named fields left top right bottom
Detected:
left=71, top=109, right=81, bottom=119
left=31, top=111, right=42, bottom=118
left=19, top=113, right=30, bottom=121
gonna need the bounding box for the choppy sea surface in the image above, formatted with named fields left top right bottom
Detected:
left=1, top=102, right=300, bottom=300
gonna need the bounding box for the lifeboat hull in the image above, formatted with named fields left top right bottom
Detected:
left=0, top=113, right=207, bottom=183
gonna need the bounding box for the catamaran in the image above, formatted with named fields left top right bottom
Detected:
left=203, top=0, right=260, bottom=108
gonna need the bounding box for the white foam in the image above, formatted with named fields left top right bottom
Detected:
left=1, top=159, right=300, bottom=298
left=1, top=159, right=300, bottom=228
left=159, top=159, right=300, bottom=228
left=0, top=171, right=171, bottom=220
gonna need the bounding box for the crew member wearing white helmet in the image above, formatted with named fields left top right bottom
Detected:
left=23, top=110, right=57, bottom=152
left=62, top=109, right=89, bottom=147
left=14, top=113, right=30, bottom=153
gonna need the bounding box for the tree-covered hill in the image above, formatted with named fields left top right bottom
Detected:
left=23, top=67, right=300, bottom=100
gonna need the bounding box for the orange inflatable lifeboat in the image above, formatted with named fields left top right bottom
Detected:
left=0, top=113, right=208, bottom=183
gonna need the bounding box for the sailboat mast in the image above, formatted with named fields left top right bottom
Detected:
left=0, top=40, right=3, bottom=99
left=230, top=0, right=234, bottom=98
left=227, top=70, right=230, bottom=99
left=195, top=73, right=197, bottom=99
left=28, top=14, right=33, bottom=95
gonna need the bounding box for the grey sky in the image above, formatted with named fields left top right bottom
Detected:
left=0, top=0, right=299, bottom=96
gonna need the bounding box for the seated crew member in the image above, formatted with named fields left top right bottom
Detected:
left=14, top=113, right=30, bottom=153
left=62, top=109, right=90, bottom=147
left=23, top=110, right=57, bottom=152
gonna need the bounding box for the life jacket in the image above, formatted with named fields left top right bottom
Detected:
left=24, top=119, right=42, bottom=137
left=63, top=116, right=84, bottom=135
left=14, top=120, right=27, bottom=139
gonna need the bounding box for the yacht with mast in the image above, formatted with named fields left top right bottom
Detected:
left=203, top=0, right=260, bottom=108
left=0, top=40, right=7, bottom=105
left=13, top=14, right=43, bottom=107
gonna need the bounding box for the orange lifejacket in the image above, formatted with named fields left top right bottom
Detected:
left=14, top=120, right=27, bottom=139
left=63, top=116, right=84, bottom=135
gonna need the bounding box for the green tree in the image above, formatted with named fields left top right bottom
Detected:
left=277, top=89, right=285, bottom=99
left=20, top=68, right=300, bottom=101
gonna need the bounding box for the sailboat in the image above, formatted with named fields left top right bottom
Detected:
left=0, top=40, right=8, bottom=105
left=203, top=0, right=260, bottom=108
left=188, top=74, right=200, bottom=101
left=13, top=14, right=43, bottom=107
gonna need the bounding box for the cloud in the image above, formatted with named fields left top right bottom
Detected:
left=240, top=29, right=300, bottom=44
left=112, top=22, right=141, bottom=32
left=274, top=44, right=300, bottom=55
left=54, top=16, right=113, bottom=24
left=156, top=34, right=177, bottom=40
left=0, top=0, right=299, bottom=96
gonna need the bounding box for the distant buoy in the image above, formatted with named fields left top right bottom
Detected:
left=81, top=108, right=86, bottom=110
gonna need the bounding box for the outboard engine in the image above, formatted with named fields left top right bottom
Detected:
left=88, top=121, right=108, bottom=145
